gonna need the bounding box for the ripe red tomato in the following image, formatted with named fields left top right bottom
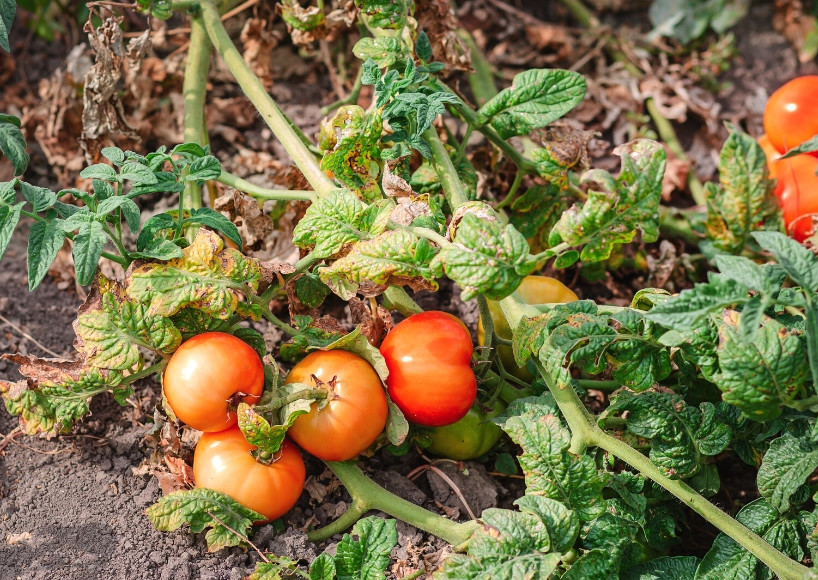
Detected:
left=380, top=311, right=477, bottom=427
left=193, top=426, right=305, bottom=522
left=285, top=350, right=388, bottom=461
left=759, top=134, right=818, bottom=242
left=763, top=76, right=818, bottom=157
left=164, top=332, right=264, bottom=432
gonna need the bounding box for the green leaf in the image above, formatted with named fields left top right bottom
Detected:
left=80, top=163, right=119, bottom=182
left=752, top=231, right=818, bottom=293
left=320, top=230, right=438, bottom=297
left=96, top=196, right=141, bottom=233
left=361, top=59, right=381, bottom=86
left=75, top=282, right=182, bottom=370
left=184, top=207, right=242, bottom=250
left=292, top=189, right=380, bottom=259
left=355, top=0, right=408, bottom=30
left=508, top=184, right=573, bottom=250
left=0, top=115, right=29, bottom=174
left=621, top=556, right=698, bottom=580
left=137, top=212, right=177, bottom=251
left=130, top=239, right=184, bottom=261
left=0, top=0, right=15, bottom=52
left=72, top=220, right=107, bottom=286
left=431, top=213, right=536, bottom=301
left=295, top=273, right=331, bottom=309
left=757, top=431, right=818, bottom=513
left=562, top=549, right=619, bottom=580
left=101, top=146, right=125, bottom=166
left=514, top=495, right=580, bottom=553
left=146, top=488, right=265, bottom=552
left=503, top=411, right=607, bottom=521
left=309, top=553, right=336, bottom=580
left=186, top=155, right=222, bottom=184
left=385, top=395, right=408, bottom=447
left=20, top=181, right=57, bottom=213
left=120, top=162, right=159, bottom=185
left=335, top=516, right=397, bottom=580
left=126, top=229, right=261, bottom=320
left=27, top=218, right=65, bottom=291
left=235, top=327, right=267, bottom=360
left=548, top=139, right=665, bottom=262
left=0, top=201, right=23, bottom=260
left=172, top=143, right=207, bottom=158
left=352, top=37, right=404, bottom=68
left=780, top=135, right=818, bottom=158
left=318, top=325, right=390, bottom=382
left=416, top=31, right=433, bottom=61
left=170, top=307, right=232, bottom=340
left=477, top=69, right=586, bottom=139
left=608, top=390, right=732, bottom=478
left=643, top=274, right=749, bottom=330
left=696, top=498, right=805, bottom=580
left=247, top=557, right=309, bottom=580
left=704, top=127, right=781, bottom=254
left=713, top=255, right=783, bottom=295
left=713, top=310, right=809, bottom=421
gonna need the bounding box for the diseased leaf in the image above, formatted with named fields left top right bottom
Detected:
left=295, top=273, right=332, bottom=309
left=355, top=0, right=408, bottom=29
left=431, top=213, right=536, bottom=301
left=126, top=229, right=261, bottom=320
left=146, top=488, right=264, bottom=552
left=548, top=139, right=665, bottom=262
left=477, top=69, right=586, bottom=139
left=608, top=390, right=732, bottom=479
left=170, top=308, right=232, bottom=340
left=352, top=37, right=404, bottom=68
left=713, top=310, right=809, bottom=421
left=503, top=411, right=607, bottom=521
left=508, top=184, right=573, bottom=252
left=335, top=516, right=397, bottom=580
left=319, top=107, right=383, bottom=202
left=247, top=557, right=309, bottom=580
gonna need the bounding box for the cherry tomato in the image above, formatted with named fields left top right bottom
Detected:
left=193, top=426, right=306, bottom=523
left=380, top=311, right=476, bottom=427
left=425, top=402, right=506, bottom=460
left=164, top=332, right=264, bottom=432
left=285, top=350, right=388, bottom=461
left=763, top=76, right=818, bottom=156
left=478, top=276, right=578, bottom=381
left=759, top=134, right=818, bottom=242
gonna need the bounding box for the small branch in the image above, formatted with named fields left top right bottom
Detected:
left=198, top=0, right=335, bottom=196
left=575, top=379, right=621, bottom=392
left=495, top=169, right=523, bottom=210
left=217, top=171, right=317, bottom=202
left=101, top=223, right=132, bottom=267
left=259, top=306, right=301, bottom=337
left=475, top=295, right=495, bottom=378
left=124, top=359, right=169, bottom=384
left=556, top=0, right=601, bottom=28
left=307, top=498, right=368, bottom=543
left=423, top=126, right=470, bottom=210
left=253, top=388, right=328, bottom=413
left=400, top=225, right=451, bottom=248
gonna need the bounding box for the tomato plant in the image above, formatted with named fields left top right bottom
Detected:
left=193, top=425, right=306, bottom=523
left=284, top=350, right=388, bottom=461
left=425, top=402, right=506, bottom=460
left=478, top=276, right=578, bottom=381
left=763, top=76, right=818, bottom=157
left=380, top=311, right=477, bottom=427
left=163, top=332, right=265, bottom=432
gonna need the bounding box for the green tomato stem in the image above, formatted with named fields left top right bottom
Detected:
left=494, top=169, right=524, bottom=210
left=422, top=126, right=470, bottom=210
left=259, top=305, right=301, bottom=337
left=252, top=388, right=327, bottom=413
left=216, top=171, right=317, bottom=201
left=101, top=223, right=133, bottom=267
left=198, top=1, right=335, bottom=196
left=307, top=461, right=480, bottom=546
left=124, top=359, right=169, bottom=384
left=499, top=291, right=811, bottom=580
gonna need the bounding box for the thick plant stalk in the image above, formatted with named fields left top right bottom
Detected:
left=422, top=127, right=470, bottom=209
left=217, top=171, right=317, bottom=201
left=497, top=294, right=811, bottom=580
left=198, top=0, right=336, bottom=196
left=308, top=461, right=480, bottom=546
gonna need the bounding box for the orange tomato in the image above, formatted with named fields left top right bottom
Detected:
left=193, top=426, right=306, bottom=523
left=164, top=332, right=264, bottom=432
left=285, top=350, right=388, bottom=461
left=763, top=76, right=818, bottom=156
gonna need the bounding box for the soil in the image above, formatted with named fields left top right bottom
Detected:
left=1, top=1, right=815, bottom=579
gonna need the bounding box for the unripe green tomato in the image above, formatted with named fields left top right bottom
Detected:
left=477, top=276, right=578, bottom=381
left=425, top=402, right=506, bottom=460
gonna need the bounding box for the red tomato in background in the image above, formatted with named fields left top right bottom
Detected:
left=759, top=134, right=818, bottom=241
left=193, top=426, right=305, bottom=522
left=763, top=76, right=818, bottom=157
left=380, top=311, right=477, bottom=427
left=164, top=332, right=264, bottom=432
left=284, top=350, right=388, bottom=461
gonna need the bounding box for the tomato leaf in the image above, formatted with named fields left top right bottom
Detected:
left=476, top=69, right=586, bottom=139
left=703, top=127, right=782, bottom=254
left=80, top=163, right=119, bottom=182
left=185, top=155, right=222, bottom=184
left=319, top=107, right=383, bottom=202
left=385, top=395, right=409, bottom=447
left=183, top=207, right=243, bottom=250
left=120, top=161, right=159, bottom=185
left=355, top=0, right=409, bottom=30
left=309, top=553, right=335, bottom=580
left=713, top=310, right=809, bottom=421
left=757, top=430, right=818, bottom=514
left=170, top=307, right=233, bottom=340
left=319, top=325, right=390, bottom=382
left=27, top=217, right=65, bottom=291
left=295, top=273, right=332, bottom=309
left=352, top=37, right=404, bottom=68
left=72, top=220, right=107, bottom=286
left=0, top=354, right=125, bottom=436
left=508, top=184, right=573, bottom=252
left=234, top=327, right=266, bottom=360
left=548, top=139, right=665, bottom=263
left=74, top=277, right=182, bottom=370
left=335, top=516, right=397, bottom=580
left=642, top=274, right=749, bottom=330
left=0, top=201, right=23, bottom=261
left=247, top=557, right=309, bottom=580
left=146, top=487, right=265, bottom=552
left=779, top=134, right=818, bottom=158
left=126, top=229, right=261, bottom=320
left=503, top=411, right=607, bottom=521
left=0, top=114, right=28, bottom=174
left=620, top=556, right=698, bottom=580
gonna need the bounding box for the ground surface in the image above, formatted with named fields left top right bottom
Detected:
left=1, top=0, right=817, bottom=578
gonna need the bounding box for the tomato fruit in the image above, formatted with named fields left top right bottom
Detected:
left=478, top=276, right=578, bottom=381
left=763, top=76, right=818, bottom=157
left=193, top=426, right=306, bottom=522
left=759, top=134, right=818, bottom=242
left=380, top=311, right=476, bottom=427
left=163, top=332, right=264, bottom=432
left=285, top=350, right=388, bottom=461
left=425, top=402, right=506, bottom=460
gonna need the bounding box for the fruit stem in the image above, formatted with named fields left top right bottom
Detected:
left=253, top=388, right=327, bottom=413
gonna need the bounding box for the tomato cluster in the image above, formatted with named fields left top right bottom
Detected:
left=761, top=76, right=818, bottom=241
